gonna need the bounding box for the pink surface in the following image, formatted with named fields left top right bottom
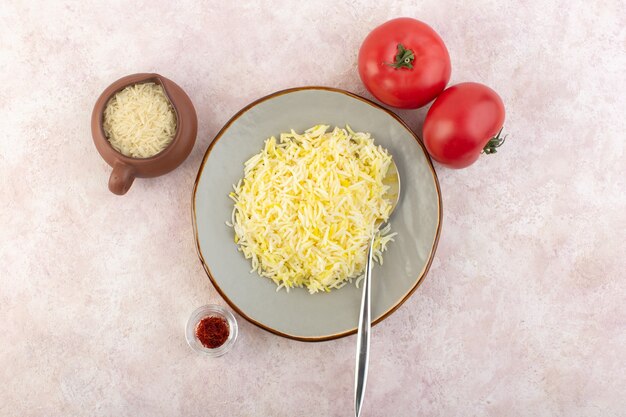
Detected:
left=1, top=1, right=624, bottom=416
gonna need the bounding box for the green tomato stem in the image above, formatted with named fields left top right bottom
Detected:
left=386, top=44, right=415, bottom=69
left=483, top=128, right=507, bottom=154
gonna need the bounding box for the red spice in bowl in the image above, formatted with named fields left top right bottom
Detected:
left=186, top=304, right=238, bottom=357
left=195, top=316, right=230, bottom=349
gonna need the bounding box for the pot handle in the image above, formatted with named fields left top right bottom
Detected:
left=108, top=162, right=135, bottom=195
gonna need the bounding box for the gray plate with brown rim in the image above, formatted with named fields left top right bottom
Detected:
left=192, top=87, right=441, bottom=341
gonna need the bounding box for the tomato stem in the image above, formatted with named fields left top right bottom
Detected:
left=483, top=128, right=507, bottom=154
left=386, top=43, right=415, bottom=69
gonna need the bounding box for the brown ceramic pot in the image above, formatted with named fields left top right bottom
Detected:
left=91, top=73, right=197, bottom=195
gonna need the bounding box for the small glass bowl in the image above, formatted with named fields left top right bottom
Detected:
left=186, top=304, right=238, bottom=357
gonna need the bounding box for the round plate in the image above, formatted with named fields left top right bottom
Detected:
left=192, top=87, right=442, bottom=342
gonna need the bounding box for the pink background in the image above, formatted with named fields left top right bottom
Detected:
left=1, top=1, right=624, bottom=416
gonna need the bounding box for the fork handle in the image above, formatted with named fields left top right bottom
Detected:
left=355, top=235, right=375, bottom=417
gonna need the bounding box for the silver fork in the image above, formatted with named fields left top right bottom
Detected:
left=354, top=159, right=400, bottom=417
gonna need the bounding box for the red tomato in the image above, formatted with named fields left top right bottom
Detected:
left=358, top=18, right=451, bottom=109
left=423, top=82, right=506, bottom=169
